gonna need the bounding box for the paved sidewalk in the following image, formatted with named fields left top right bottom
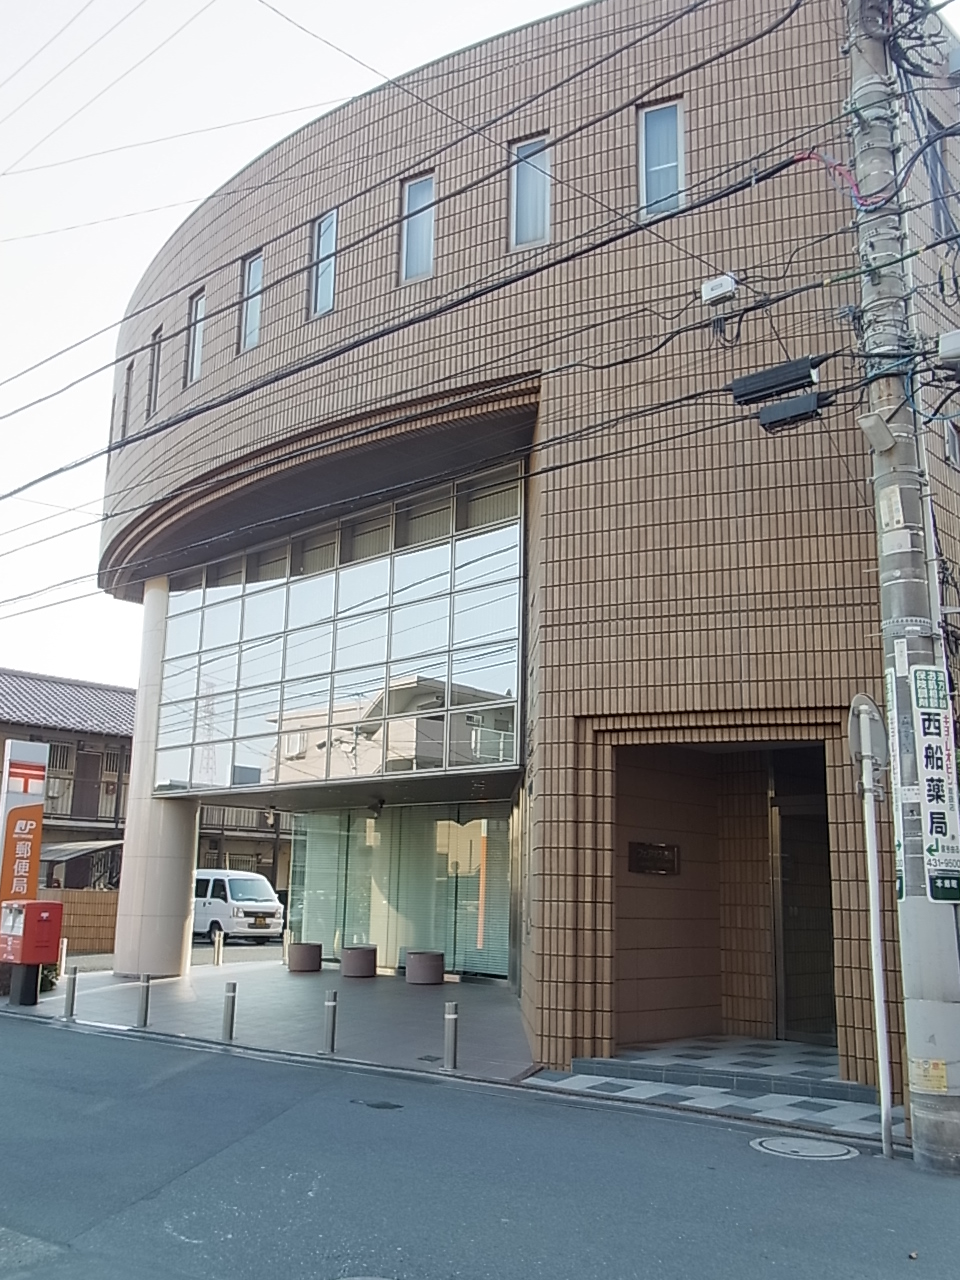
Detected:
left=13, top=958, right=534, bottom=1082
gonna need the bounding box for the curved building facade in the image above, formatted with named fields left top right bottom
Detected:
left=101, top=0, right=960, bottom=1085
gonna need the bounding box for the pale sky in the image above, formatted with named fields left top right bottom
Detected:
left=0, top=0, right=958, bottom=691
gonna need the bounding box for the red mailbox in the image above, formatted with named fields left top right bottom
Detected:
left=0, top=900, right=63, bottom=965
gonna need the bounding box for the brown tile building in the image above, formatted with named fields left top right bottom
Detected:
left=98, top=0, right=960, bottom=1089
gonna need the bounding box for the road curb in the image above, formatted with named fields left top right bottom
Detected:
left=0, top=1005, right=911, bottom=1154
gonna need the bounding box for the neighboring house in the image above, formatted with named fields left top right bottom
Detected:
left=95, top=0, right=960, bottom=1097
left=0, top=669, right=291, bottom=890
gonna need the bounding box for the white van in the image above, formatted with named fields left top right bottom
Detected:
left=193, top=869, right=284, bottom=944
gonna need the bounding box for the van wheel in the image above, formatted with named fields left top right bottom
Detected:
left=208, top=922, right=225, bottom=943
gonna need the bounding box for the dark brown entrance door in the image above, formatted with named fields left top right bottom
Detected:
left=771, top=746, right=836, bottom=1044
left=779, top=810, right=836, bottom=1041
left=71, top=752, right=102, bottom=819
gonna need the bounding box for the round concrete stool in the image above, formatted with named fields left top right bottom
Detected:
left=287, top=942, right=322, bottom=972
left=341, top=944, right=377, bottom=977
left=405, top=950, right=444, bottom=984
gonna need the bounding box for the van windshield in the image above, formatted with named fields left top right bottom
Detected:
left=228, top=877, right=276, bottom=902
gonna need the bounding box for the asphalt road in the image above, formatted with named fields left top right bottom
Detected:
left=0, top=1017, right=952, bottom=1280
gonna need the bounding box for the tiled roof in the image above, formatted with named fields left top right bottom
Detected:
left=0, top=668, right=135, bottom=738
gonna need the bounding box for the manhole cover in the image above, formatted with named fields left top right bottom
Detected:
left=750, top=1136, right=858, bottom=1161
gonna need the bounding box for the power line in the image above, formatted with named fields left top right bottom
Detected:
left=0, top=0, right=99, bottom=93
left=0, top=375, right=872, bottom=626
left=0, top=0, right=742, bottom=390
left=2, top=98, right=349, bottom=174
left=0, top=0, right=151, bottom=128
left=1, top=0, right=220, bottom=175
left=0, top=348, right=871, bottom=614
left=0, top=150, right=805, bottom=511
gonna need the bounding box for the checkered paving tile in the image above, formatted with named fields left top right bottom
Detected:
left=525, top=1070, right=907, bottom=1143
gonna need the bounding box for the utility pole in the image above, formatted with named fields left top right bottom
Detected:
left=847, top=0, right=960, bottom=1172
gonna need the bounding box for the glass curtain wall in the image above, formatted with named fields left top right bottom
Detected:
left=289, top=801, right=512, bottom=977
left=154, top=466, right=521, bottom=793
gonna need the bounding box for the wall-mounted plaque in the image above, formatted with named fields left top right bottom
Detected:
left=628, top=842, right=680, bottom=876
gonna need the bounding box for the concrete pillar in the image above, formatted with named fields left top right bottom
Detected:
left=114, top=576, right=199, bottom=977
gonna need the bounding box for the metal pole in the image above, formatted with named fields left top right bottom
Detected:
left=443, top=1000, right=458, bottom=1072
left=282, top=928, right=290, bottom=965
left=847, top=0, right=960, bottom=1173
left=62, top=964, right=78, bottom=1021
left=57, top=937, right=68, bottom=977
left=213, top=930, right=223, bottom=967
left=222, top=981, right=237, bottom=1042
left=322, top=989, right=338, bottom=1055
left=859, top=704, right=894, bottom=1157
left=137, top=974, right=151, bottom=1030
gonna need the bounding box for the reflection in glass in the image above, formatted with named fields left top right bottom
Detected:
left=157, top=700, right=195, bottom=748
left=205, top=558, right=243, bottom=601
left=332, top=665, right=385, bottom=722
left=289, top=801, right=512, bottom=976
left=162, top=655, right=199, bottom=703
left=168, top=570, right=203, bottom=616
left=198, top=647, right=238, bottom=696
left=277, top=727, right=327, bottom=785
left=337, top=557, right=389, bottom=615
left=389, top=596, right=449, bottom=660
left=282, top=675, right=330, bottom=719
left=202, top=598, right=241, bottom=650
left=241, top=584, right=286, bottom=640
left=455, top=469, right=520, bottom=530
left=385, top=715, right=444, bottom=772
left=453, top=524, right=519, bottom=589
left=450, top=643, right=518, bottom=705
left=164, top=610, right=201, bottom=658
left=327, top=722, right=384, bottom=778
left=240, top=637, right=283, bottom=687
left=395, top=491, right=450, bottom=548
left=190, top=741, right=232, bottom=788
left=246, top=544, right=287, bottom=586
left=287, top=572, right=335, bottom=630
left=284, top=623, right=333, bottom=682
left=392, top=542, right=450, bottom=604
left=155, top=746, right=191, bottom=791
left=232, top=736, right=277, bottom=787
left=335, top=612, right=388, bottom=669
left=193, top=693, right=235, bottom=741
left=448, top=705, right=516, bottom=767
left=452, top=582, right=519, bottom=646
left=235, top=685, right=281, bottom=736
left=387, top=655, right=447, bottom=715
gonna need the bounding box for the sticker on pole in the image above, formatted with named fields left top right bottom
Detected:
left=910, top=666, right=960, bottom=902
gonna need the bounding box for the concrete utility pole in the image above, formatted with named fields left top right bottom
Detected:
left=847, top=0, right=960, bottom=1172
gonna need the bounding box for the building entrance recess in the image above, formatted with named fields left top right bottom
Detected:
left=614, top=743, right=836, bottom=1051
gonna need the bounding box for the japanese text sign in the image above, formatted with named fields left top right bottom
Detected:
left=911, top=667, right=960, bottom=902
left=0, top=740, right=48, bottom=904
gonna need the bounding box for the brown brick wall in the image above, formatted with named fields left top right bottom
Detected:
left=99, top=0, right=959, bottom=1081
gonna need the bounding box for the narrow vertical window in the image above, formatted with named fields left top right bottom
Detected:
left=510, top=137, right=551, bottom=248
left=928, top=114, right=951, bottom=239
left=639, top=102, right=683, bottom=218
left=120, top=359, right=134, bottom=438
left=145, top=328, right=162, bottom=420
left=312, top=210, right=337, bottom=316
left=400, top=174, right=435, bottom=282
left=186, top=290, right=205, bottom=384
left=239, top=252, right=263, bottom=351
